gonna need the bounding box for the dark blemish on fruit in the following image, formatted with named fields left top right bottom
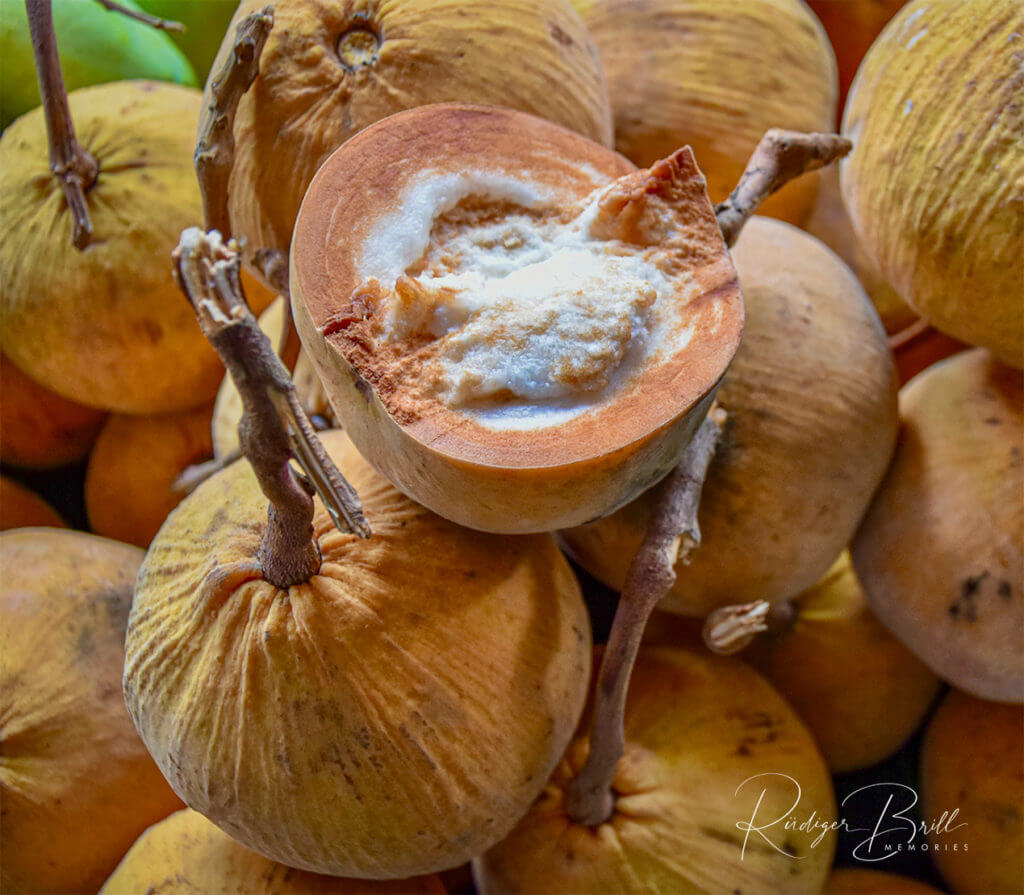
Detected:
left=984, top=416, right=1002, bottom=425
left=550, top=23, right=574, bottom=46
left=998, top=580, right=1013, bottom=600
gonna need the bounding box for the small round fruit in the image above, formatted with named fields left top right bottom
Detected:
left=216, top=0, right=614, bottom=272
left=852, top=349, right=1023, bottom=702
left=0, top=474, right=66, bottom=530
left=475, top=646, right=837, bottom=893
left=562, top=217, right=897, bottom=615
left=573, top=0, right=837, bottom=224
left=841, top=0, right=1024, bottom=367
left=0, top=530, right=183, bottom=894
left=85, top=403, right=215, bottom=548
left=0, top=353, right=106, bottom=468
left=825, top=867, right=943, bottom=895
left=101, top=808, right=445, bottom=895
left=921, top=689, right=1023, bottom=895
left=124, top=429, right=592, bottom=878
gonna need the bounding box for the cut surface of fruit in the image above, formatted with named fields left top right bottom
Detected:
left=292, top=104, right=742, bottom=533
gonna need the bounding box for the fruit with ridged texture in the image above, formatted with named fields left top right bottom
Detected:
left=852, top=349, right=1023, bottom=702
left=841, top=0, right=1024, bottom=367
left=0, top=530, right=183, bottom=894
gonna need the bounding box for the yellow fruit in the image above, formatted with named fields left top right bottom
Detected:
left=0, top=81, right=273, bottom=413
left=852, top=349, right=1023, bottom=702
left=562, top=217, right=897, bottom=615
left=921, top=689, right=1023, bottom=895
left=85, top=403, right=215, bottom=548
left=825, top=867, right=944, bottom=895
left=573, top=0, right=837, bottom=224
left=0, top=353, right=106, bottom=468
left=124, top=429, right=591, bottom=878
left=101, top=808, right=446, bottom=894
left=0, top=530, right=183, bottom=893
left=216, top=0, right=613, bottom=273
left=841, top=0, right=1024, bottom=367
left=476, top=646, right=837, bottom=893
left=0, top=474, right=66, bottom=530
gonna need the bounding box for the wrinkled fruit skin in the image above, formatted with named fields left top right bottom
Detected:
left=100, top=808, right=446, bottom=895
left=0, top=82, right=272, bottom=414
left=921, top=690, right=1024, bottom=895
left=0, top=530, right=183, bottom=894
left=573, top=0, right=837, bottom=224
left=216, top=0, right=614, bottom=276
left=841, top=0, right=1024, bottom=368
left=475, top=647, right=836, bottom=894
left=561, top=218, right=897, bottom=616
left=852, top=349, right=1024, bottom=702
left=124, top=430, right=591, bottom=879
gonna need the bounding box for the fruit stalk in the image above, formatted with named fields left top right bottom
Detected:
left=93, top=0, right=183, bottom=31
left=172, top=228, right=369, bottom=589
left=194, top=6, right=273, bottom=239
left=564, top=407, right=725, bottom=825
left=25, top=0, right=99, bottom=250
left=702, top=598, right=797, bottom=655
left=715, top=129, right=852, bottom=248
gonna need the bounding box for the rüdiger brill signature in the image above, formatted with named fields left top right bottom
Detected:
left=735, top=773, right=968, bottom=862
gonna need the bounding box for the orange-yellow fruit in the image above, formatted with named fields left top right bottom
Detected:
left=0, top=530, right=183, bottom=894
left=562, top=217, right=897, bottom=615
left=921, top=689, right=1024, bottom=895
left=573, top=0, right=837, bottom=224
left=85, top=403, right=215, bottom=548
left=841, top=0, right=1024, bottom=367
left=216, top=0, right=614, bottom=276
left=743, top=552, right=940, bottom=773
left=475, top=646, right=837, bottom=893
left=0, top=353, right=106, bottom=468
left=124, top=429, right=591, bottom=878
left=825, top=867, right=943, bottom=895
left=0, top=475, right=66, bottom=530
left=852, top=349, right=1023, bottom=702
left=101, top=808, right=446, bottom=894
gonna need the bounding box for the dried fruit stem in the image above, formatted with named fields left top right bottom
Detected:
left=888, top=317, right=931, bottom=351
left=26, top=0, right=99, bottom=250
left=565, top=408, right=726, bottom=826
left=195, top=7, right=273, bottom=237
left=93, top=0, right=183, bottom=31
left=716, top=129, right=852, bottom=248
left=173, top=228, right=369, bottom=590
left=703, top=599, right=797, bottom=655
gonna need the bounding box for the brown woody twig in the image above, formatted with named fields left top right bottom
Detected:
left=173, top=228, right=369, bottom=589
left=93, top=0, right=183, bottom=31
left=26, top=0, right=99, bottom=250
left=715, top=129, right=852, bottom=248
left=195, top=7, right=273, bottom=237
left=565, top=408, right=726, bottom=826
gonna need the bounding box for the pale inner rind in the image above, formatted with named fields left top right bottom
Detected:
left=356, top=172, right=694, bottom=430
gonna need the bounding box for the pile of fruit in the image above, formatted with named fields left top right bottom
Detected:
left=1, top=1, right=1021, bottom=893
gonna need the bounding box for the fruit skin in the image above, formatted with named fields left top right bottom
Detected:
left=562, top=217, right=897, bottom=615
left=475, top=646, right=837, bottom=894
left=841, top=0, right=1024, bottom=368
left=0, top=529, right=183, bottom=894
left=572, top=0, right=837, bottom=224
left=921, top=690, right=1024, bottom=895
left=215, top=0, right=614, bottom=276
left=743, top=552, right=940, bottom=773
left=0, top=353, right=106, bottom=468
left=100, top=808, right=446, bottom=895
left=135, top=0, right=239, bottom=81
left=85, top=403, right=215, bottom=548
left=124, top=429, right=592, bottom=879
left=825, top=867, right=943, bottom=895
left=0, top=474, right=66, bottom=530
left=852, top=349, right=1023, bottom=702
left=0, top=0, right=196, bottom=127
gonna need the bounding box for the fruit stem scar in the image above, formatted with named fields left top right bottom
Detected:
left=564, top=407, right=726, bottom=827
left=25, top=0, right=100, bottom=250
left=337, top=25, right=382, bottom=72
left=702, top=598, right=798, bottom=655
left=195, top=6, right=274, bottom=239
left=173, top=228, right=370, bottom=589
left=715, top=129, right=853, bottom=248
